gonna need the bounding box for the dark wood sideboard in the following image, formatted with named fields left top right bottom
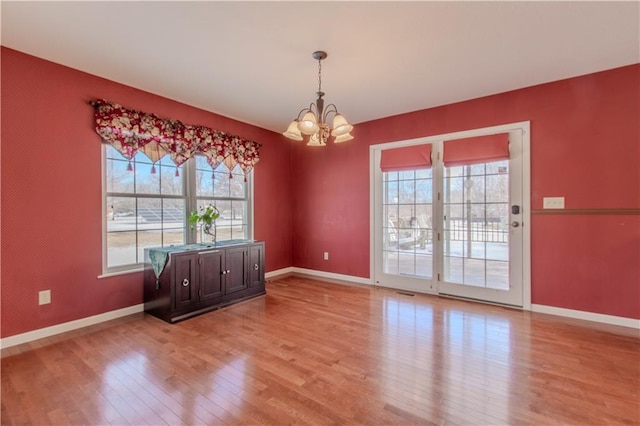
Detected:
left=144, top=240, right=265, bottom=323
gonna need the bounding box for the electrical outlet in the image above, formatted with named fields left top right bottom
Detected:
left=39, top=290, right=51, bottom=305
left=543, top=197, right=565, bottom=209
left=324, top=252, right=329, bottom=260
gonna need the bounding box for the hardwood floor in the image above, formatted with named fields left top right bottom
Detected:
left=2, top=276, right=639, bottom=425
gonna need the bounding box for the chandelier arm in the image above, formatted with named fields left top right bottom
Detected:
left=322, top=103, right=339, bottom=123
left=296, top=103, right=319, bottom=120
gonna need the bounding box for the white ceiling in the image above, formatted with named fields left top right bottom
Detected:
left=2, top=1, right=639, bottom=133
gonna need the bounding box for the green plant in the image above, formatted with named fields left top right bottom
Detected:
left=189, top=204, right=220, bottom=235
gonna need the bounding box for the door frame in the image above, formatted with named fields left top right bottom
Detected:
left=369, top=121, right=531, bottom=310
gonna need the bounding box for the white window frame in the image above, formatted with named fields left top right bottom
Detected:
left=100, top=147, right=254, bottom=277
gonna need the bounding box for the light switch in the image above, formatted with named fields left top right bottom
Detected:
left=543, top=197, right=565, bottom=209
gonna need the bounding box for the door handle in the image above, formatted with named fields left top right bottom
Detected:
left=254, top=264, right=259, bottom=271
left=511, top=221, right=520, bottom=228
left=182, top=278, right=190, bottom=287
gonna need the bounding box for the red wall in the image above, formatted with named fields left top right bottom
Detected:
left=1, top=47, right=292, bottom=338
left=291, top=64, right=639, bottom=319
left=2, top=47, right=638, bottom=339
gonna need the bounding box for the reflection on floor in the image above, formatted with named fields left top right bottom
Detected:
left=2, top=276, right=638, bottom=425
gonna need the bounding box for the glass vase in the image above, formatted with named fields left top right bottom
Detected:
left=201, top=223, right=216, bottom=244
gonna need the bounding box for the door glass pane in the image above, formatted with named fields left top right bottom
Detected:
left=415, top=254, right=433, bottom=278
left=398, top=252, right=415, bottom=276
left=443, top=160, right=509, bottom=289
left=444, top=256, right=463, bottom=283
left=383, top=251, right=399, bottom=275
left=382, top=168, right=433, bottom=279
left=463, top=258, right=485, bottom=286
left=486, top=260, right=509, bottom=289
left=385, top=181, right=398, bottom=204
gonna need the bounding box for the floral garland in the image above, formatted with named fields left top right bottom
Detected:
left=91, top=99, right=261, bottom=177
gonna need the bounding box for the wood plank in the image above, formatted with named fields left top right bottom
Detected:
left=2, top=276, right=639, bottom=425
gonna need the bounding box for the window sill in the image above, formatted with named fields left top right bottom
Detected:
left=98, top=267, right=144, bottom=279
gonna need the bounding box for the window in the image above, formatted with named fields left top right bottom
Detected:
left=194, top=156, right=249, bottom=243
left=103, top=146, right=252, bottom=274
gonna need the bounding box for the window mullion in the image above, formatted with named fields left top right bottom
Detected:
left=184, top=158, right=197, bottom=244
left=195, top=196, right=246, bottom=202
left=106, top=192, right=186, bottom=200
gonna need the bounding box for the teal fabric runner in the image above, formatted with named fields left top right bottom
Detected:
left=148, top=240, right=251, bottom=278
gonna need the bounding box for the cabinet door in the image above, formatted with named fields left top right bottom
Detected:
left=198, top=250, right=224, bottom=303
left=249, top=243, right=264, bottom=288
left=224, top=247, right=248, bottom=294
left=174, top=254, right=198, bottom=310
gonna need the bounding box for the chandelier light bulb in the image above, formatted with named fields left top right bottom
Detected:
left=297, top=112, right=319, bottom=135
left=307, top=131, right=325, bottom=147
left=333, top=132, right=354, bottom=144
left=282, top=120, right=303, bottom=141
left=331, top=114, right=353, bottom=137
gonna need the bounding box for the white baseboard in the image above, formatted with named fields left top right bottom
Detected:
left=0, top=304, right=145, bottom=349
left=265, top=267, right=294, bottom=279
left=6, top=287, right=634, bottom=351
left=531, top=304, right=640, bottom=329
left=273, top=269, right=639, bottom=329
left=290, top=267, right=372, bottom=286
left=266, top=266, right=371, bottom=286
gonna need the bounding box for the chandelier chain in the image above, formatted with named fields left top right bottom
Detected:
left=317, top=58, right=322, bottom=93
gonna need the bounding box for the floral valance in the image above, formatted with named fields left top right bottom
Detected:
left=91, top=99, right=261, bottom=176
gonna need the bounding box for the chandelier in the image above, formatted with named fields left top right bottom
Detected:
left=282, top=51, right=353, bottom=146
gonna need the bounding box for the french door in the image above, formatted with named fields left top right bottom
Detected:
left=372, top=123, right=529, bottom=308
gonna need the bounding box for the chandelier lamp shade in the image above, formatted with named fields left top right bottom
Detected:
left=282, top=51, right=354, bottom=146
